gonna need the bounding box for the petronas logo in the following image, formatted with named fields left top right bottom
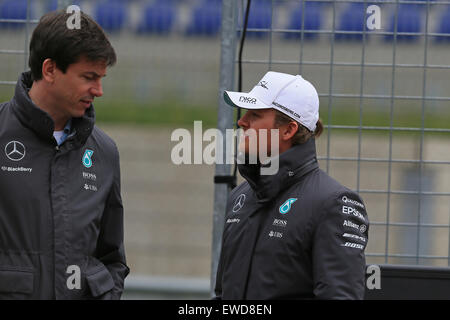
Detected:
left=82, top=149, right=94, bottom=168
left=279, top=198, right=297, bottom=214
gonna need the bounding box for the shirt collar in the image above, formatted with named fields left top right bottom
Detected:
left=63, top=118, right=72, bottom=134
left=12, top=71, right=95, bottom=146
left=238, top=138, right=319, bottom=203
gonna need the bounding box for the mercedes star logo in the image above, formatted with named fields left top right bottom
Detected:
left=232, top=194, right=246, bottom=213
left=5, top=141, right=26, bottom=161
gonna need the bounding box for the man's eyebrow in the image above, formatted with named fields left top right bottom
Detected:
left=83, top=72, right=106, bottom=78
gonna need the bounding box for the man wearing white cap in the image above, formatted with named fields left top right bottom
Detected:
left=214, top=71, right=369, bottom=300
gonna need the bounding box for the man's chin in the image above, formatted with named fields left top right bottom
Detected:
left=238, top=140, right=256, bottom=155
left=237, top=148, right=259, bottom=165
left=71, top=109, right=87, bottom=119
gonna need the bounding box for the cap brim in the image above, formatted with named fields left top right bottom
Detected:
left=224, top=91, right=272, bottom=110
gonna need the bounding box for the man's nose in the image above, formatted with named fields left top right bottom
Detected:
left=237, top=111, right=248, bottom=128
left=91, top=80, right=103, bottom=97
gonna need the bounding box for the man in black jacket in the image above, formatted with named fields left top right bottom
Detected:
left=0, top=10, right=128, bottom=299
left=215, top=71, right=369, bottom=299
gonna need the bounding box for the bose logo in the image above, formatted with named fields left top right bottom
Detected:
left=239, top=96, right=257, bottom=104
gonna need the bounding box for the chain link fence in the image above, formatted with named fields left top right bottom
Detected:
left=2, top=0, right=450, bottom=299
left=1, top=0, right=221, bottom=299
left=213, top=0, right=450, bottom=288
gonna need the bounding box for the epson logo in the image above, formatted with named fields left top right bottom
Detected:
left=342, top=205, right=366, bottom=223
left=239, top=96, right=257, bottom=104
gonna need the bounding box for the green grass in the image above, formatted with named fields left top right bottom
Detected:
left=94, top=100, right=219, bottom=128
left=2, top=94, right=449, bottom=134
left=93, top=100, right=450, bottom=134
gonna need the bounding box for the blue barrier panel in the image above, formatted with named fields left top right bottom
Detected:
left=284, top=1, right=323, bottom=40
left=94, top=0, right=127, bottom=33
left=0, top=0, right=30, bottom=29
left=245, top=0, right=272, bottom=39
left=336, top=3, right=367, bottom=41
left=137, top=0, right=176, bottom=35
left=185, top=0, right=221, bottom=37
left=385, top=4, right=423, bottom=42
left=435, top=5, right=450, bottom=43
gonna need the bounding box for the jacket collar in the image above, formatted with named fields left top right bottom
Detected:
left=11, top=71, right=95, bottom=147
left=238, top=138, right=319, bottom=203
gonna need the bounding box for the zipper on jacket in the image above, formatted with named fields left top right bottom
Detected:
left=52, top=143, right=60, bottom=298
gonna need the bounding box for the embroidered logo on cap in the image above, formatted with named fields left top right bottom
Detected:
left=239, top=96, right=257, bottom=104
left=258, top=81, right=269, bottom=89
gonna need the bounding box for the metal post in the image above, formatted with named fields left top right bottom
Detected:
left=325, top=0, right=337, bottom=174
left=385, top=0, right=399, bottom=264
left=210, top=0, right=238, bottom=297
left=24, top=0, right=31, bottom=70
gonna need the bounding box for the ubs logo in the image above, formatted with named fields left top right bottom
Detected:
left=5, top=141, right=26, bottom=161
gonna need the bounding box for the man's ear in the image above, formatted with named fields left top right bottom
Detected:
left=281, top=121, right=299, bottom=142
left=41, top=58, right=57, bottom=83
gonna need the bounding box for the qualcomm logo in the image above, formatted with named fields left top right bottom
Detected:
left=5, top=141, right=26, bottom=161
left=82, top=149, right=94, bottom=168
left=279, top=198, right=297, bottom=214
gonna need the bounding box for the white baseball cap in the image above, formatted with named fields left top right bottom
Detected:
left=224, top=71, right=320, bottom=131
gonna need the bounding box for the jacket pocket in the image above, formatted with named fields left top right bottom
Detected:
left=0, top=269, right=34, bottom=297
left=85, top=265, right=114, bottom=298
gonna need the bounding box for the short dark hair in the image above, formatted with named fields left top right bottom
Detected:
left=29, top=10, right=116, bottom=81
left=274, top=110, right=323, bottom=145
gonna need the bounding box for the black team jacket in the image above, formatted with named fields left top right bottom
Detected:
left=0, top=71, right=129, bottom=299
left=214, top=138, right=369, bottom=299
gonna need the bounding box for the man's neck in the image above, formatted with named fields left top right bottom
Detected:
left=28, top=81, right=69, bottom=131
